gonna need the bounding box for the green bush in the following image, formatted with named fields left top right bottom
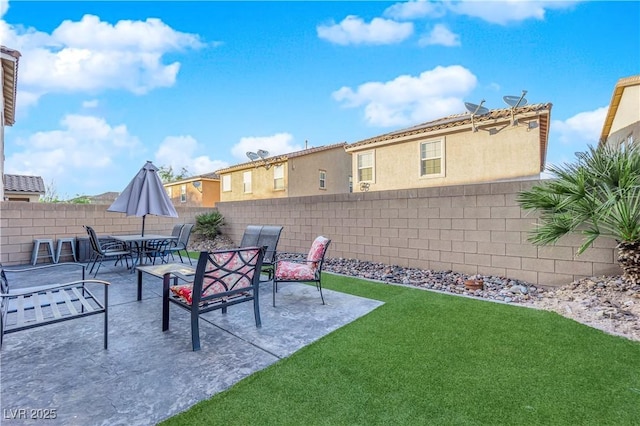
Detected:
left=194, top=211, right=225, bottom=239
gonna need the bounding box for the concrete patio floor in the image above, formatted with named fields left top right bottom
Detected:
left=0, top=261, right=383, bottom=425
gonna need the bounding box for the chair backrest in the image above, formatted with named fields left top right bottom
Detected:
left=306, top=236, right=331, bottom=268
left=240, top=225, right=262, bottom=247
left=191, top=247, right=265, bottom=305
left=178, top=224, right=195, bottom=247
left=171, top=224, right=184, bottom=238
left=257, top=225, right=283, bottom=264
left=84, top=225, right=104, bottom=255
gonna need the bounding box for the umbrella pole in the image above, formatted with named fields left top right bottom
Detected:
left=142, top=215, right=146, bottom=236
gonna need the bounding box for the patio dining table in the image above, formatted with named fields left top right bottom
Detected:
left=110, top=234, right=177, bottom=270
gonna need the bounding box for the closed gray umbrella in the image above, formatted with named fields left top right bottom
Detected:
left=108, top=161, right=178, bottom=236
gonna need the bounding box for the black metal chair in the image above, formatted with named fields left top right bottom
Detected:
left=163, top=247, right=265, bottom=351
left=273, top=236, right=331, bottom=306
left=239, top=225, right=283, bottom=281
left=162, top=223, right=194, bottom=265
left=84, top=226, right=133, bottom=277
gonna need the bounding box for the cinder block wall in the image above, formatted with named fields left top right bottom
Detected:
left=216, top=180, right=621, bottom=287
left=0, top=202, right=213, bottom=265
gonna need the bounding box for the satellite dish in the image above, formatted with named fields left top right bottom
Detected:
left=464, top=100, right=489, bottom=116
left=257, top=149, right=269, bottom=159
left=503, top=90, right=528, bottom=108
left=246, top=151, right=260, bottom=161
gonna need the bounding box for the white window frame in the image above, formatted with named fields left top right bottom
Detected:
left=166, top=187, right=172, bottom=197
left=319, top=170, right=326, bottom=189
left=273, top=164, right=284, bottom=190
left=222, top=175, right=231, bottom=192
left=357, top=151, right=375, bottom=183
left=243, top=171, right=252, bottom=193
left=180, top=184, right=187, bottom=203
left=419, top=139, right=445, bottom=178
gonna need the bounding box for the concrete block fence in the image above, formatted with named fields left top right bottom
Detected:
left=0, top=180, right=622, bottom=286
left=0, top=202, right=212, bottom=266
left=215, top=180, right=621, bottom=287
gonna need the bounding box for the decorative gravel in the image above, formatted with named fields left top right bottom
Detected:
left=190, top=234, right=640, bottom=342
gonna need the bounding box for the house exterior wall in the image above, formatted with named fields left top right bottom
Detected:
left=214, top=180, right=620, bottom=288
left=219, top=164, right=289, bottom=202
left=610, top=85, right=640, bottom=135
left=165, top=179, right=220, bottom=208
left=4, top=192, right=40, bottom=202
left=0, top=202, right=210, bottom=265
left=349, top=125, right=541, bottom=192
left=287, top=147, right=352, bottom=196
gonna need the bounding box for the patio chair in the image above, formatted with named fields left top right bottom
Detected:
left=239, top=225, right=283, bottom=281
left=162, top=223, right=194, bottom=265
left=273, top=236, right=331, bottom=306
left=162, top=247, right=265, bottom=351
left=257, top=225, right=283, bottom=281
left=84, top=226, right=133, bottom=277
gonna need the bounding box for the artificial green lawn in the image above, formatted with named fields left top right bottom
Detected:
left=162, top=273, right=640, bottom=425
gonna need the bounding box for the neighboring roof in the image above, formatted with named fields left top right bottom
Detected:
left=4, top=174, right=45, bottom=194
left=345, top=103, right=552, bottom=172
left=163, top=172, right=220, bottom=186
left=1, top=45, right=21, bottom=126
left=347, top=103, right=552, bottom=149
left=599, top=74, right=640, bottom=143
left=215, top=142, right=347, bottom=174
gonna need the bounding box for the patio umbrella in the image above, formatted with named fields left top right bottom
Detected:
left=107, top=161, right=178, bottom=236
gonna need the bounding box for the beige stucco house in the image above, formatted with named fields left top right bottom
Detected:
left=216, top=143, right=351, bottom=202
left=164, top=173, right=220, bottom=208
left=345, top=103, right=551, bottom=192
left=1, top=46, right=21, bottom=201
left=599, top=75, right=640, bottom=149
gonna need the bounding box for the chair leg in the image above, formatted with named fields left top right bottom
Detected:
left=191, top=312, right=200, bottom=351
left=318, top=281, right=325, bottom=305
left=254, top=293, right=261, bottom=327
left=272, top=281, right=278, bottom=307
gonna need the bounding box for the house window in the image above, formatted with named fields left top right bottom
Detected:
left=319, top=170, right=326, bottom=189
left=273, top=165, right=284, bottom=190
left=243, top=171, right=252, bottom=193
left=180, top=184, right=187, bottom=203
left=222, top=175, right=231, bottom=192
left=166, top=187, right=172, bottom=197
left=357, top=151, right=374, bottom=182
left=420, top=140, right=444, bottom=177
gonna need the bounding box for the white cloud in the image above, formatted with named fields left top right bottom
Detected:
left=231, top=133, right=304, bottom=162
left=418, top=24, right=460, bottom=47
left=384, top=0, right=447, bottom=20
left=154, top=136, right=228, bottom=176
left=0, top=13, right=205, bottom=107
left=82, top=99, right=99, bottom=108
left=317, top=15, right=413, bottom=45
left=5, top=114, right=141, bottom=196
left=552, top=106, right=607, bottom=145
left=332, top=65, right=477, bottom=127
left=445, top=0, right=580, bottom=26
left=0, top=0, right=8, bottom=19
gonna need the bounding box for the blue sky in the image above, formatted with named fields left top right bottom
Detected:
left=2, top=0, right=639, bottom=198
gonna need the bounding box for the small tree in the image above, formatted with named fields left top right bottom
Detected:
left=518, top=143, right=640, bottom=284
left=194, top=211, right=225, bottom=239
left=158, top=165, right=190, bottom=183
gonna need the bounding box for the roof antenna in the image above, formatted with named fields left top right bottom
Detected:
left=464, top=99, right=489, bottom=132
left=503, top=90, right=528, bottom=125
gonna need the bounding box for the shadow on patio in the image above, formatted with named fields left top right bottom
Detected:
left=1, top=261, right=383, bottom=425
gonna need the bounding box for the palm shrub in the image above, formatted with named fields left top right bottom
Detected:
left=194, top=211, right=225, bottom=239
left=518, top=143, right=640, bottom=284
